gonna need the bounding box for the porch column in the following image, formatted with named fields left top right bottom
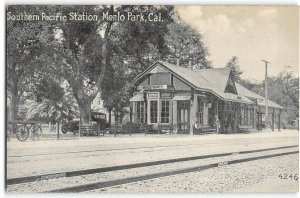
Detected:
left=278, top=110, right=281, bottom=131
left=132, top=102, right=137, bottom=123
left=272, top=108, right=275, bottom=131
left=258, top=106, right=261, bottom=131
left=253, top=107, right=257, bottom=130
left=147, top=99, right=150, bottom=125
left=169, top=100, right=173, bottom=125
left=234, top=103, right=238, bottom=133
left=215, top=99, right=218, bottom=116
left=221, top=101, right=225, bottom=132
left=172, top=101, right=177, bottom=132
left=189, top=93, right=197, bottom=135
left=157, top=99, right=161, bottom=124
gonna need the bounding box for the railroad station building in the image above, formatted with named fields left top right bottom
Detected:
left=129, top=61, right=283, bottom=134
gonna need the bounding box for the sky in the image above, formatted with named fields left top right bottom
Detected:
left=176, top=6, right=299, bottom=82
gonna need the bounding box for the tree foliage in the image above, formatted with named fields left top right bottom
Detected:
left=27, top=91, right=79, bottom=123
left=100, top=7, right=212, bottom=118
left=7, top=5, right=212, bottom=125
left=7, top=5, right=52, bottom=122
left=164, top=23, right=211, bottom=68
left=240, top=70, right=299, bottom=128
left=96, top=6, right=176, bottom=119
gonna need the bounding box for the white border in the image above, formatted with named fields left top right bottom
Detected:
left=1, top=1, right=299, bottom=198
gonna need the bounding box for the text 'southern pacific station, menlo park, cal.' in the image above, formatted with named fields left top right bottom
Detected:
left=6, top=11, right=163, bottom=22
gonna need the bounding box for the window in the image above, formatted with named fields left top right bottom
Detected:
left=197, top=97, right=204, bottom=125
left=237, top=106, right=242, bottom=125
left=148, top=93, right=158, bottom=99
left=218, top=100, right=222, bottom=120
left=150, top=101, right=158, bottom=123
left=244, top=107, right=248, bottom=125
left=161, top=100, right=170, bottom=123
left=228, top=102, right=232, bottom=112
left=241, top=106, right=244, bottom=125
left=150, top=73, right=171, bottom=85
left=231, top=102, right=235, bottom=112
left=250, top=107, right=254, bottom=126
left=137, top=102, right=145, bottom=123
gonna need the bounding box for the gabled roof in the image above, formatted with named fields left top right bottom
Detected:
left=132, top=61, right=283, bottom=109
left=236, top=83, right=283, bottom=109
left=159, top=61, right=234, bottom=94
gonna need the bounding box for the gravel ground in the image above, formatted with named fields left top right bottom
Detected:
left=7, top=138, right=297, bottom=178
left=90, top=153, right=299, bottom=193
left=6, top=147, right=298, bottom=193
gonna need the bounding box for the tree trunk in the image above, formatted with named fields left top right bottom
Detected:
left=9, top=88, right=21, bottom=134
left=115, top=111, right=118, bottom=124
left=108, top=108, right=112, bottom=127
left=10, top=95, right=19, bottom=122
left=70, top=81, right=93, bottom=125
left=78, top=100, right=92, bottom=125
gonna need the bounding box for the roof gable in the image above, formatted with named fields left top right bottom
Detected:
left=130, top=61, right=282, bottom=108
left=131, top=61, right=237, bottom=97
left=224, top=70, right=238, bottom=94
left=149, top=64, right=169, bottom=73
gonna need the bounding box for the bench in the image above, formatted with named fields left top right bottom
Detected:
left=108, top=123, right=176, bottom=136
left=238, top=125, right=253, bottom=130
left=238, top=125, right=254, bottom=132
left=80, top=125, right=104, bottom=136
left=158, top=124, right=176, bottom=134
left=193, top=125, right=216, bottom=135
left=122, top=123, right=142, bottom=134
left=109, top=123, right=147, bottom=136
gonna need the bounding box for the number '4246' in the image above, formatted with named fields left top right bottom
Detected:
left=278, top=173, right=298, bottom=180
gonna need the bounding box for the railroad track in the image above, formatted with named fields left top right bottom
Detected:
left=8, top=138, right=296, bottom=160
left=6, top=145, right=298, bottom=193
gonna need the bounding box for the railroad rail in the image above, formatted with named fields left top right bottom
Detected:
left=47, top=150, right=298, bottom=193
left=6, top=145, right=298, bottom=190
left=8, top=138, right=295, bottom=158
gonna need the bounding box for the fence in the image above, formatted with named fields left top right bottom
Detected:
left=6, top=121, right=180, bottom=142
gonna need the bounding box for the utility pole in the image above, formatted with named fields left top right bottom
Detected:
left=262, top=60, right=270, bottom=131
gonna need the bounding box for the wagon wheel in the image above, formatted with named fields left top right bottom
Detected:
left=30, top=124, right=42, bottom=141
left=61, top=125, right=68, bottom=134
left=16, top=125, right=29, bottom=142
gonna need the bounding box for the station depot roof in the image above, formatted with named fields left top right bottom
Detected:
left=132, top=61, right=283, bottom=109
left=235, top=84, right=283, bottom=109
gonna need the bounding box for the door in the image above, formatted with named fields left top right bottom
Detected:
left=177, top=101, right=190, bottom=134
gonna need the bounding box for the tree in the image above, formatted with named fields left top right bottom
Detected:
left=269, top=71, right=299, bottom=127
left=164, top=23, right=211, bottom=69
left=37, top=5, right=176, bottom=125
left=26, top=76, right=79, bottom=122
left=31, top=77, right=65, bottom=103
left=225, top=56, right=243, bottom=81
left=33, top=5, right=113, bottom=124
left=240, top=70, right=299, bottom=128
left=26, top=91, right=79, bottom=123
left=7, top=5, right=210, bottom=125
left=100, top=10, right=211, bottom=120
left=7, top=5, right=52, bottom=123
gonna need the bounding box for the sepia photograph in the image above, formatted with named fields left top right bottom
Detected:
left=5, top=4, right=299, bottom=193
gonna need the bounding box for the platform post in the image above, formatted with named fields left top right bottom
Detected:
left=56, top=122, right=60, bottom=140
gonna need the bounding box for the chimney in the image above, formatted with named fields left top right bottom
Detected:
left=176, top=58, right=180, bottom=67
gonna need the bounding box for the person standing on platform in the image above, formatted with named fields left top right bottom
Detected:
left=231, top=117, right=236, bottom=134
left=214, top=116, right=220, bottom=135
